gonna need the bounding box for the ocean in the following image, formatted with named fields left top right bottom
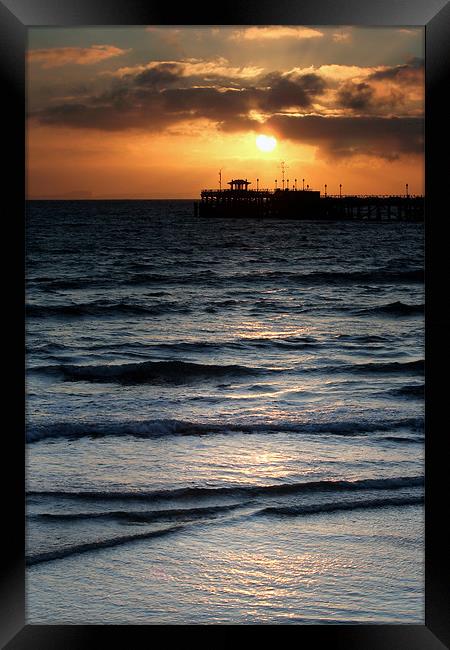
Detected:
left=26, top=200, right=424, bottom=624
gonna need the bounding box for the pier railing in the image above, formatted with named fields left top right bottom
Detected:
left=323, top=194, right=423, bottom=199
left=201, top=189, right=423, bottom=199
left=201, top=188, right=272, bottom=194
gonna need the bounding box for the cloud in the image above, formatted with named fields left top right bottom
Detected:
left=112, top=58, right=264, bottom=81
left=28, top=45, right=129, bottom=68
left=337, top=81, right=375, bottom=111
left=368, top=57, right=424, bottom=83
left=257, top=72, right=326, bottom=111
left=29, top=54, right=423, bottom=162
left=284, top=60, right=424, bottom=114
left=145, top=27, right=181, bottom=36
left=132, top=63, right=184, bottom=89
left=335, top=79, right=414, bottom=117
left=267, top=114, right=423, bottom=160
left=332, top=29, right=352, bottom=43
left=397, top=28, right=421, bottom=35
left=31, top=68, right=327, bottom=132
left=229, top=26, right=323, bottom=41
left=284, top=64, right=387, bottom=86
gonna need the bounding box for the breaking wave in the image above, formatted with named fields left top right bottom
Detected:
left=26, top=301, right=190, bottom=318
left=26, top=415, right=423, bottom=443
left=27, top=475, right=424, bottom=502
left=28, top=357, right=423, bottom=386
left=257, top=494, right=424, bottom=517
left=32, top=503, right=243, bottom=523
left=359, top=301, right=424, bottom=317
left=29, top=359, right=267, bottom=385
left=382, top=384, right=424, bottom=398
left=329, top=360, right=424, bottom=375
left=26, top=525, right=184, bottom=566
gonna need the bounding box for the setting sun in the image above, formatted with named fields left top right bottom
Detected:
left=256, top=134, right=277, bottom=152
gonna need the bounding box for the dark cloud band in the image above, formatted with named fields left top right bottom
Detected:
left=267, top=114, right=424, bottom=160
left=30, top=59, right=424, bottom=160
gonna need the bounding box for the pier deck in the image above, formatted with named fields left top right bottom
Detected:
left=195, top=188, right=424, bottom=221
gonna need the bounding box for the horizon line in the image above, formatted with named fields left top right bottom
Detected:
left=27, top=194, right=425, bottom=200
left=27, top=197, right=200, bottom=201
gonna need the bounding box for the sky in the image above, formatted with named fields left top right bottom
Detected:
left=27, top=26, right=424, bottom=199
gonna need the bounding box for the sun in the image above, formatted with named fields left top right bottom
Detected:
left=256, top=134, right=277, bottom=152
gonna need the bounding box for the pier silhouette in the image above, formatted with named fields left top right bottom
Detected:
left=195, top=178, right=424, bottom=221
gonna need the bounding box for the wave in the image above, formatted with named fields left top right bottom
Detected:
left=28, top=341, right=69, bottom=354
left=27, top=298, right=422, bottom=321
left=382, top=435, right=424, bottom=444
left=30, top=335, right=322, bottom=356
left=358, top=301, right=424, bottom=317
left=152, top=336, right=321, bottom=352
left=336, top=334, right=392, bottom=343
left=26, top=301, right=190, bottom=318
left=257, top=494, right=424, bottom=518
left=27, top=475, right=424, bottom=503
left=383, top=384, right=424, bottom=398
left=123, top=270, right=219, bottom=286
left=279, top=359, right=423, bottom=376
left=331, top=360, right=424, bottom=375
left=26, top=524, right=183, bottom=566
left=29, top=278, right=105, bottom=291
left=28, top=357, right=423, bottom=386
left=32, top=359, right=265, bottom=384
left=26, top=415, right=423, bottom=443
left=29, top=359, right=266, bottom=385
left=30, top=268, right=423, bottom=292
left=32, top=503, right=243, bottom=524
left=226, top=269, right=424, bottom=285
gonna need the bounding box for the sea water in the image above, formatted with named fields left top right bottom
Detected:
left=26, top=200, right=424, bottom=624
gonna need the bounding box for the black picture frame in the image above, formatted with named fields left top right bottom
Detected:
left=2, top=0, right=449, bottom=645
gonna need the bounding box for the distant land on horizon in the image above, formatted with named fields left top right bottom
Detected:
left=28, top=194, right=200, bottom=200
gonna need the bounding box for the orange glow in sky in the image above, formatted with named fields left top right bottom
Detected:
left=27, top=26, right=424, bottom=198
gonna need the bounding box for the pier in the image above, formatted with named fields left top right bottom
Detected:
left=195, top=178, right=424, bottom=221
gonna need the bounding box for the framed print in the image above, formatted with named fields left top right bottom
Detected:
left=1, top=0, right=449, bottom=646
